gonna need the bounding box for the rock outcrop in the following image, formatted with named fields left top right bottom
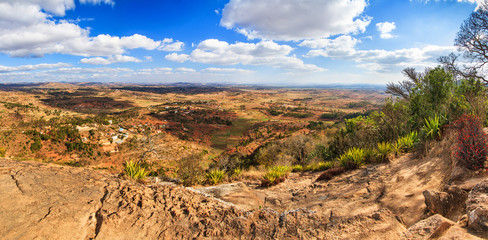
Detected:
left=423, top=186, right=468, bottom=221
left=0, top=159, right=407, bottom=239
left=467, top=179, right=488, bottom=232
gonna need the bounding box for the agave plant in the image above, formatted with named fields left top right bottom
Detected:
left=206, top=169, right=226, bottom=185
left=396, top=131, right=419, bottom=152
left=375, top=142, right=393, bottom=162
left=423, top=114, right=442, bottom=140
left=338, top=147, right=367, bottom=169
left=124, top=160, right=148, bottom=181
left=262, top=165, right=291, bottom=185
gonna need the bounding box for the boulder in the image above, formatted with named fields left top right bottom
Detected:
left=466, top=179, right=488, bottom=232
left=403, top=214, right=454, bottom=239
left=423, top=190, right=450, bottom=216
left=423, top=187, right=468, bottom=221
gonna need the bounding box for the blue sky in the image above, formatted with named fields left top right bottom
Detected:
left=0, top=0, right=480, bottom=85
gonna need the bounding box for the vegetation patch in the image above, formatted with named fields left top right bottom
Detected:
left=124, top=160, right=148, bottom=181
left=455, top=114, right=488, bottom=170
left=261, top=165, right=291, bottom=187
left=206, top=169, right=225, bottom=185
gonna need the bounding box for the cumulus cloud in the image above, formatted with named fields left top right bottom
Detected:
left=302, top=36, right=454, bottom=71
left=166, top=39, right=324, bottom=72
left=0, top=62, right=70, bottom=73
left=80, top=55, right=142, bottom=65
left=158, top=38, right=184, bottom=52
left=220, top=0, right=371, bottom=41
left=165, top=53, right=190, bottom=63
left=300, top=35, right=360, bottom=57
left=0, top=0, right=161, bottom=57
left=376, top=22, right=396, bottom=39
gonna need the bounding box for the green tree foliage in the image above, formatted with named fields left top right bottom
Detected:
left=408, top=67, right=455, bottom=126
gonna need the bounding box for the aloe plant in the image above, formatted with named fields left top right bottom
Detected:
left=124, top=160, right=148, bottom=181
left=423, top=114, right=441, bottom=140
left=396, top=131, right=419, bottom=152
left=206, top=169, right=225, bottom=185
left=339, top=147, right=367, bottom=169
left=375, top=142, right=393, bottom=161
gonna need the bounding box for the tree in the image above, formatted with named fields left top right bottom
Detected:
left=385, top=67, right=419, bottom=100
left=439, top=0, right=488, bottom=83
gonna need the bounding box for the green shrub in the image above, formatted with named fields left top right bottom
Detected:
left=396, top=131, right=418, bottom=152
left=30, top=137, right=42, bottom=152
left=375, top=142, right=393, bottom=162
left=303, top=161, right=334, bottom=172
left=0, top=147, right=5, bottom=157
left=423, top=114, right=442, bottom=140
left=262, top=165, right=291, bottom=187
left=291, top=164, right=303, bottom=172
left=124, top=160, right=148, bottom=181
left=339, top=147, right=367, bottom=169
left=232, top=167, right=242, bottom=177
left=206, top=169, right=225, bottom=185
left=392, top=143, right=401, bottom=157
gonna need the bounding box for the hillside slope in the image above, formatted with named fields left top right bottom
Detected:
left=0, top=145, right=486, bottom=240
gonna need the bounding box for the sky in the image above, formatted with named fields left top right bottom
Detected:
left=0, top=0, right=482, bottom=86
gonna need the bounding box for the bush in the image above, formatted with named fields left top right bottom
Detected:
left=124, top=160, right=148, bottom=181
left=396, top=131, right=419, bottom=152
left=177, top=154, right=204, bottom=186
left=338, top=147, right=367, bottom=169
left=303, top=161, right=334, bottom=172
left=261, top=165, right=291, bottom=187
left=254, top=134, right=315, bottom=166
left=291, top=164, right=303, bottom=172
left=231, top=167, right=242, bottom=178
left=455, top=114, right=488, bottom=170
left=375, top=142, right=393, bottom=162
left=206, top=169, right=225, bottom=185
left=30, top=137, right=42, bottom=152
left=0, top=147, right=6, bottom=157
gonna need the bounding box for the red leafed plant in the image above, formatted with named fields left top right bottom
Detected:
left=455, top=114, right=488, bottom=170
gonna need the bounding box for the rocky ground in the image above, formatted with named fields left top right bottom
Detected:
left=1, top=136, right=488, bottom=239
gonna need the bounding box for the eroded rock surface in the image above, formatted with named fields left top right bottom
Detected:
left=0, top=159, right=407, bottom=239
left=467, top=179, right=488, bottom=232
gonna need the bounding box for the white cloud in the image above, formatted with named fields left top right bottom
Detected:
left=174, top=67, right=196, bottom=72
left=79, top=0, right=114, bottom=6
left=202, top=67, right=255, bottom=74
left=301, top=35, right=360, bottom=57
left=80, top=55, right=142, bottom=65
left=220, top=0, right=371, bottom=41
left=44, top=67, right=132, bottom=74
left=376, top=22, right=396, bottom=39
left=165, top=53, right=190, bottom=63
left=0, top=62, right=70, bottom=73
left=302, top=35, right=454, bottom=72
left=0, top=1, right=161, bottom=57
left=415, top=0, right=482, bottom=9
left=158, top=38, right=184, bottom=52
left=166, top=39, right=324, bottom=72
